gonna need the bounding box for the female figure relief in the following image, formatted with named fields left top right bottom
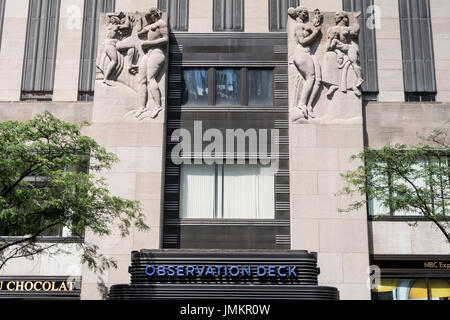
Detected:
left=322, top=11, right=364, bottom=98
left=135, top=8, right=168, bottom=119
left=288, top=7, right=323, bottom=120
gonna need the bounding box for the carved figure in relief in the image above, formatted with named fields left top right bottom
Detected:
left=135, top=8, right=169, bottom=119
left=101, top=12, right=138, bottom=86
left=288, top=7, right=324, bottom=119
left=95, top=8, right=168, bottom=120
left=321, top=11, right=364, bottom=98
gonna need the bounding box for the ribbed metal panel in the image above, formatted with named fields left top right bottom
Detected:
left=269, top=0, right=298, bottom=32
left=78, top=0, right=115, bottom=94
left=0, top=0, right=5, bottom=52
left=158, top=0, right=189, bottom=31
left=109, top=284, right=339, bottom=300
left=21, top=0, right=61, bottom=94
left=343, top=0, right=379, bottom=93
left=398, top=0, right=436, bottom=93
left=213, top=0, right=244, bottom=32
left=109, top=250, right=339, bottom=300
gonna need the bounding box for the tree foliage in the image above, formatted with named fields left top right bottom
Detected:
left=340, top=127, right=450, bottom=245
left=0, top=111, right=148, bottom=272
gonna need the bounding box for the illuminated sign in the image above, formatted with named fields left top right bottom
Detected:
left=144, top=265, right=299, bottom=278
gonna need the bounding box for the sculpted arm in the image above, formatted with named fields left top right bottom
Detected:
left=297, top=25, right=321, bottom=47
left=350, top=12, right=361, bottom=37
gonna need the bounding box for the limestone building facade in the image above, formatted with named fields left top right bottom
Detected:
left=0, top=0, right=449, bottom=300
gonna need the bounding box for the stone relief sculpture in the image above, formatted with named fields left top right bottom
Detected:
left=96, top=8, right=168, bottom=120
left=321, top=11, right=363, bottom=98
left=288, top=7, right=323, bottom=120
left=288, top=7, right=363, bottom=122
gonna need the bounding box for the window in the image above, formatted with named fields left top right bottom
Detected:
left=398, top=0, right=437, bottom=97
left=368, top=156, right=449, bottom=217
left=182, top=67, right=274, bottom=106
left=248, top=69, right=273, bottom=106
left=182, top=68, right=209, bottom=105
left=405, top=92, right=436, bottom=102
left=372, top=278, right=450, bottom=300
left=343, top=0, right=379, bottom=94
left=78, top=0, right=116, bottom=101
left=158, top=0, right=189, bottom=31
left=269, top=0, right=298, bottom=32
left=21, top=0, right=61, bottom=100
left=180, top=164, right=275, bottom=220
left=213, top=0, right=244, bottom=32
left=216, top=68, right=240, bottom=106
left=0, top=162, right=88, bottom=239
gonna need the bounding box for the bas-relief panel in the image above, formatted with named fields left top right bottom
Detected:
left=93, top=8, right=168, bottom=123
left=288, top=7, right=364, bottom=124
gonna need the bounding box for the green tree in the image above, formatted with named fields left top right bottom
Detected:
left=0, top=111, right=149, bottom=272
left=340, top=127, right=449, bottom=244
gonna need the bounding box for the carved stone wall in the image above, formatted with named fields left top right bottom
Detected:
left=287, top=7, right=371, bottom=300
left=81, top=9, right=168, bottom=300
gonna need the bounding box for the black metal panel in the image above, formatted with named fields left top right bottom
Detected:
left=398, top=0, right=437, bottom=93
left=158, top=0, right=189, bottom=31
left=343, top=0, right=379, bottom=93
left=78, top=0, right=116, bottom=95
left=163, top=33, right=290, bottom=250
left=269, top=0, right=298, bottom=32
left=21, top=0, right=61, bottom=96
left=0, top=0, right=5, bottom=52
left=213, top=0, right=244, bottom=32
left=109, top=250, right=339, bottom=300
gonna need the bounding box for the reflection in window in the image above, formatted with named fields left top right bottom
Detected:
left=183, top=68, right=209, bottom=105
left=216, top=69, right=240, bottom=106
left=372, top=278, right=450, bottom=300
left=248, top=69, right=273, bottom=106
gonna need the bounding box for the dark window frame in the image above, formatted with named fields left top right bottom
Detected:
left=182, top=67, right=274, bottom=107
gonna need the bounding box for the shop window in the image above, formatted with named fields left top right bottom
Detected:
left=248, top=69, right=273, bottom=106
left=180, top=164, right=275, bottom=220
left=372, top=278, right=450, bottom=300
left=216, top=68, right=241, bottom=106
left=182, top=68, right=209, bottom=106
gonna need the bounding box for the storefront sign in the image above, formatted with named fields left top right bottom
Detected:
left=0, top=280, right=77, bottom=292
left=424, top=261, right=450, bottom=270
left=0, top=277, right=81, bottom=299
left=144, top=265, right=299, bottom=278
